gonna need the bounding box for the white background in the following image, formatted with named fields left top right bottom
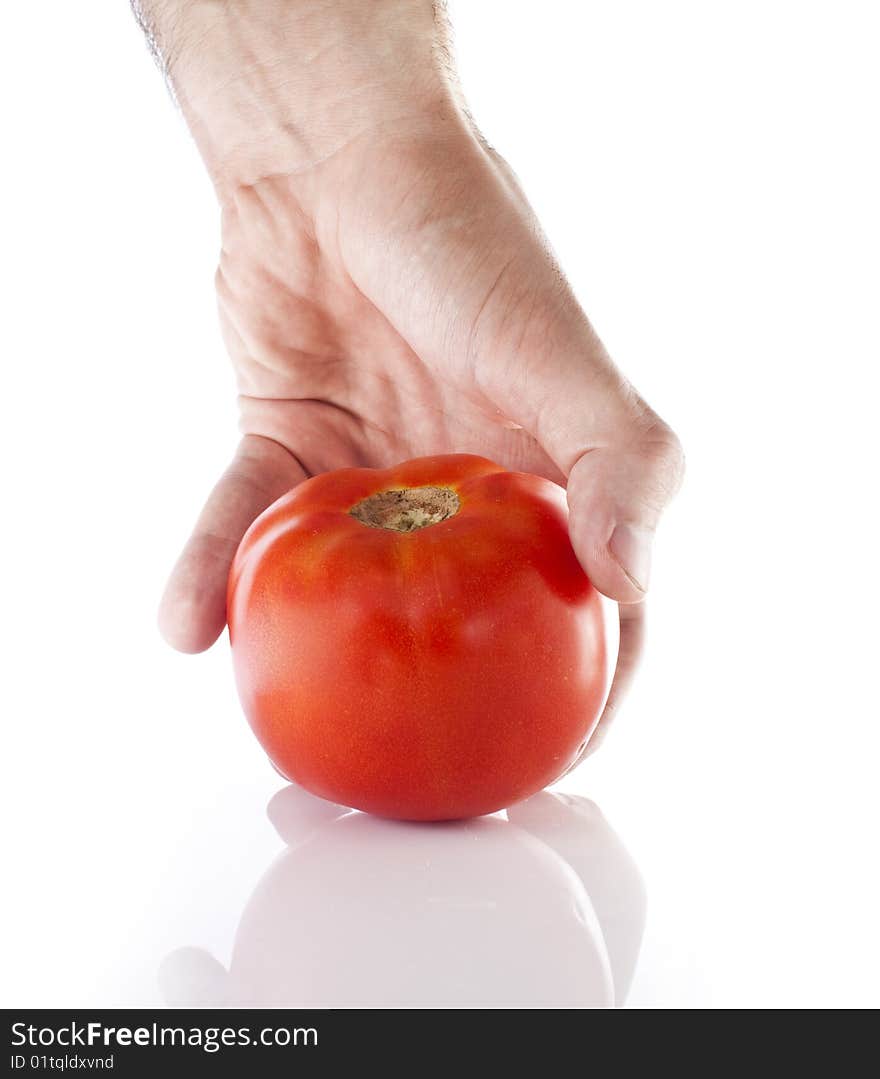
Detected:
left=2, top=1, right=878, bottom=1008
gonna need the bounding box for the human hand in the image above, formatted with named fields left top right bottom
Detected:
left=138, top=0, right=683, bottom=754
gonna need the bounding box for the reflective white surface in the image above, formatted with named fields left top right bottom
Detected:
left=3, top=1, right=880, bottom=1008
left=159, top=788, right=644, bottom=1008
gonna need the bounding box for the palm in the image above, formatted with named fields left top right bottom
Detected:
left=215, top=128, right=561, bottom=485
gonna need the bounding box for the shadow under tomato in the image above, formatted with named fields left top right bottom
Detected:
left=158, top=785, right=646, bottom=1008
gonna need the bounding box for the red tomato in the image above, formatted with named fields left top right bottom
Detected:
left=228, top=454, right=608, bottom=820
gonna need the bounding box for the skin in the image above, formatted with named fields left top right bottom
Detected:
left=134, top=0, right=684, bottom=758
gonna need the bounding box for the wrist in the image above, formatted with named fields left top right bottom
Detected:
left=136, top=0, right=453, bottom=191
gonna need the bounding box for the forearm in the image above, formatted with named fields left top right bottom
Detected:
left=132, top=0, right=452, bottom=190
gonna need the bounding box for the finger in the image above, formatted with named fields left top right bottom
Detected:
left=158, top=434, right=306, bottom=653
left=565, top=601, right=646, bottom=771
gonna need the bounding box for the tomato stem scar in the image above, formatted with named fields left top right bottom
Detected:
left=349, top=486, right=460, bottom=532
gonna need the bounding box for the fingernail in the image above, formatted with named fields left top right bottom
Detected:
left=609, top=524, right=653, bottom=593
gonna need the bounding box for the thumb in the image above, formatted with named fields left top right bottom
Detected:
left=450, top=170, right=684, bottom=600
left=474, top=265, right=684, bottom=600
left=486, top=303, right=684, bottom=600
left=565, top=416, right=685, bottom=602
left=414, top=137, right=684, bottom=600
left=341, top=127, right=683, bottom=599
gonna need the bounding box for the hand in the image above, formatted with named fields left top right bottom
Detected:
left=140, top=0, right=683, bottom=754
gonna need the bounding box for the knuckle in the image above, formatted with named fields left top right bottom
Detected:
left=635, top=418, right=686, bottom=501
left=656, top=427, right=686, bottom=491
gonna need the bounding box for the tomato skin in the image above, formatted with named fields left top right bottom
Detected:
left=228, top=454, right=608, bottom=821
